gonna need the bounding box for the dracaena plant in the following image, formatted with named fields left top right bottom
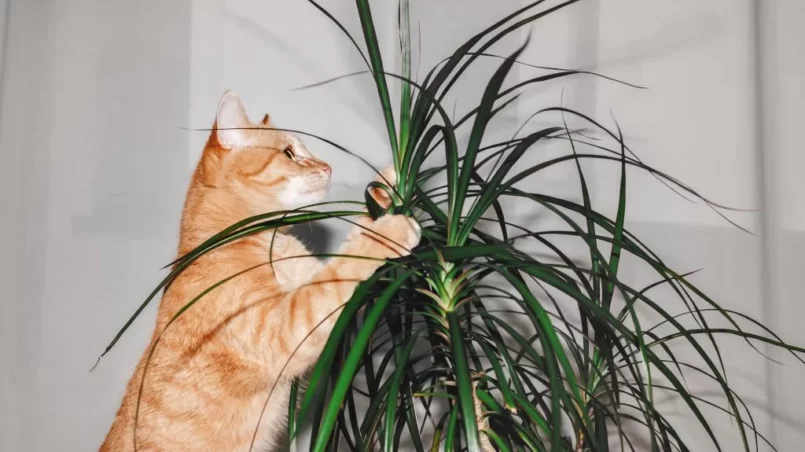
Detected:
left=96, top=0, right=805, bottom=451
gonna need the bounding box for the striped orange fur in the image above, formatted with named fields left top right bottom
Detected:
left=100, top=92, right=420, bottom=452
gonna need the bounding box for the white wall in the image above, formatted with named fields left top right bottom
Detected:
left=0, top=1, right=192, bottom=451
left=0, top=0, right=802, bottom=451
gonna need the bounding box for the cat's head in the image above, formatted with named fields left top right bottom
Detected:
left=201, top=91, right=331, bottom=212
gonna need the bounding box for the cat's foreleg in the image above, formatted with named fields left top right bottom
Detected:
left=264, top=213, right=419, bottom=378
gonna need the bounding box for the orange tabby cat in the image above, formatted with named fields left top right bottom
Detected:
left=100, top=92, right=420, bottom=452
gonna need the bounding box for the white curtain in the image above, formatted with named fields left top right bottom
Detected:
left=0, top=1, right=802, bottom=451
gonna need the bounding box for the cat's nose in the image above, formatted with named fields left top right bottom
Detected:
left=320, top=164, right=331, bottom=175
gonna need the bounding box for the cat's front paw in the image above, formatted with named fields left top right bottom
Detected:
left=367, top=166, right=398, bottom=210
left=359, top=214, right=421, bottom=259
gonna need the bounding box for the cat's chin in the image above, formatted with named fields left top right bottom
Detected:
left=281, top=188, right=329, bottom=210
left=278, top=175, right=330, bottom=210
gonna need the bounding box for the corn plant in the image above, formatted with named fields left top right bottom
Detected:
left=96, top=1, right=804, bottom=451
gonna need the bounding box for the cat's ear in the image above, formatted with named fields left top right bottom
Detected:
left=260, top=114, right=272, bottom=127
left=215, top=91, right=251, bottom=149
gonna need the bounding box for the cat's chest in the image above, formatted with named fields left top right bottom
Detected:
left=259, top=233, right=321, bottom=291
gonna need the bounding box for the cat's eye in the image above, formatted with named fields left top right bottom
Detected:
left=283, top=146, right=295, bottom=160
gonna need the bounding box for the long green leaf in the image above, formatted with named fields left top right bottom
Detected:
left=295, top=269, right=387, bottom=439
left=383, top=333, right=420, bottom=451
left=398, top=0, right=412, bottom=185
left=449, top=39, right=528, bottom=246
left=355, top=0, right=399, bottom=158
left=311, top=270, right=413, bottom=451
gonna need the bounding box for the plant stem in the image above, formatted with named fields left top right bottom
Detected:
left=472, top=380, right=494, bottom=452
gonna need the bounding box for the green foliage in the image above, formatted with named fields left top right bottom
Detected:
left=96, top=1, right=805, bottom=451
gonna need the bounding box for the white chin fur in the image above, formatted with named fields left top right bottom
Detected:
left=279, top=176, right=329, bottom=209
